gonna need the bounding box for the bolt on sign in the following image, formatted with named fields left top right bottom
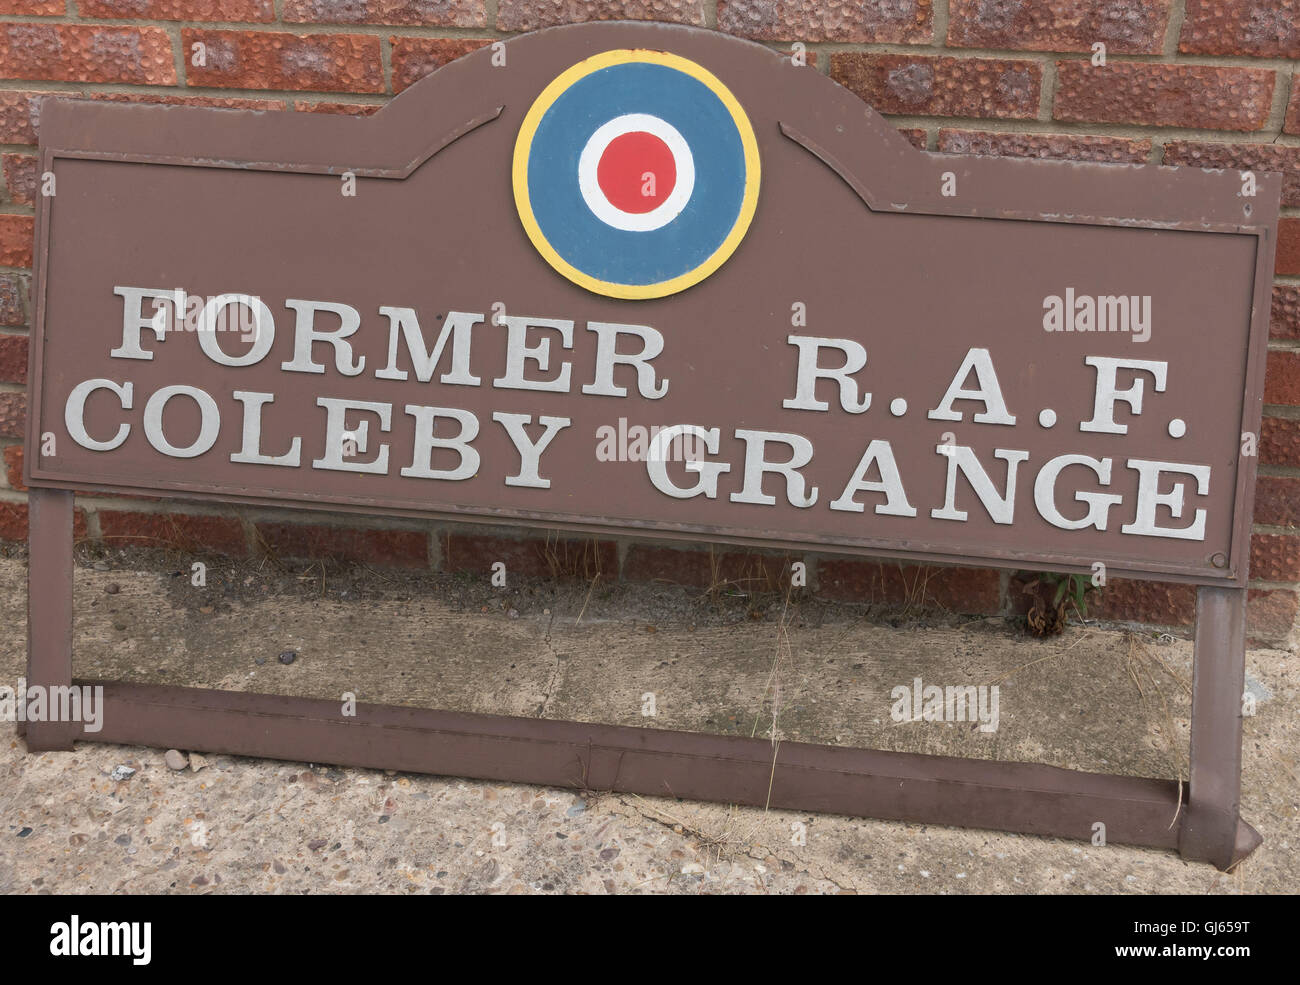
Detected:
left=23, top=23, right=1280, bottom=869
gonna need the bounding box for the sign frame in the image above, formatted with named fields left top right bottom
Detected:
left=21, top=21, right=1279, bottom=869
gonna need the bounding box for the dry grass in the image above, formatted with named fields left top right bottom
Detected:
left=541, top=532, right=606, bottom=581
left=623, top=794, right=768, bottom=868
left=1121, top=632, right=1192, bottom=785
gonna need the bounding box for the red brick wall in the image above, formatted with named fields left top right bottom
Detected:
left=2, top=1, right=1298, bottom=645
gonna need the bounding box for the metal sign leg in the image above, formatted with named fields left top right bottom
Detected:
left=1178, top=585, right=1261, bottom=869
left=24, top=487, right=75, bottom=752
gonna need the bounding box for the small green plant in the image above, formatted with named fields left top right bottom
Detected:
left=1045, top=572, right=1098, bottom=617
left=1018, top=571, right=1100, bottom=636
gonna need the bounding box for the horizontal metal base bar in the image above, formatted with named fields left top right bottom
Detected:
left=42, top=680, right=1217, bottom=856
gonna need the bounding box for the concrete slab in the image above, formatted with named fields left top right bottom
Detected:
left=0, top=546, right=1294, bottom=894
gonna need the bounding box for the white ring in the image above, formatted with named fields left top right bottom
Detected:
left=577, top=113, right=695, bottom=232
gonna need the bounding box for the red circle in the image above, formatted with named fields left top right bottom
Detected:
left=596, top=131, right=676, bottom=214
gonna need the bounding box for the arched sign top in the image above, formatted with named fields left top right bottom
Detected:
left=511, top=48, right=762, bottom=299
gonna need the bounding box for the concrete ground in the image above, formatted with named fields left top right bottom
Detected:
left=0, top=544, right=1294, bottom=894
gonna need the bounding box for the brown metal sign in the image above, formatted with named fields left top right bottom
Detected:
left=22, top=21, right=1280, bottom=871
left=25, top=23, right=1279, bottom=588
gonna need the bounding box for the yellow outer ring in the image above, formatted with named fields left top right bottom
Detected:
left=512, top=48, right=761, bottom=300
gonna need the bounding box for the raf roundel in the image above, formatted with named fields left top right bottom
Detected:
left=513, top=50, right=761, bottom=300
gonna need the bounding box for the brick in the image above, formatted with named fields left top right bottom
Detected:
left=898, top=127, right=928, bottom=150
left=1162, top=141, right=1300, bottom=207
left=0, top=500, right=23, bottom=540
left=0, top=445, right=130, bottom=498
left=622, top=543, right=715, bottom=588
left=0, top=332, right=26, bottom=384
left=1265, top=350, right=1300, bottom=406
left=441, top=530, right=613, bottom=579
left=818, top=560, right=1000, bottom=614
left=3, top=444, right=24, bottom=491
left=830, top=54, right=1040, bottom=120
left=1261, top=416, right=1300, bottom=467
left=0, top=500, right=24, bottom=541
left=0, top=501, right=87, bottom=542
left=1084, top=577, right=1196, bottom=626
left=1287, top=83, right=1300, bottom=136
left=1278, top=218, right=1300, bottom=277
left=293, top=100, right=381, bottom=115
left=2, top=154, right=37, bottom=208
left=715, top=551, right=801, bottom=592
left=101, top=509, right=248, bottom=555
left=1271, top=285, right=1300, bottom=341
left=183, top=29, right=383, bottom=94
left=0, top=91, right=54, bottom=144
left=938, top=128, right=1150, bottom=163
left=1251, top=532, right=1300, bottom=581
left=1179, top=0, right=1300, bottom=59
left=0, top=391, right=23, bottom=437
left=79, top=0, right=275, bottom=20
left=718, top=0, right=931, bottom=43
left=390, top=37, right=490, bottom=93
left=1247, top=587, right=1297, bottom=646
left=257, top=520, right=426, bottom=567
left=949, top=0, right=1169, bottom=54
left=0, top=24, right=177, bottom=85
left=0, top=215, right=33, bottom=269
left=624, top=545, right=800, bottom=591
left=0, top=273, right=24, bottom=326
left=1054, top=62, right=1274, bottom=131
left=496, top=0, right=705, bottom=31
left=0, top=0, right=63, bottom=14
left=1254, top=475, right=1300, bottom=528
left=1006, top=576, right=1041, bottom=616
left=284, top=0, right=486, bottom=27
